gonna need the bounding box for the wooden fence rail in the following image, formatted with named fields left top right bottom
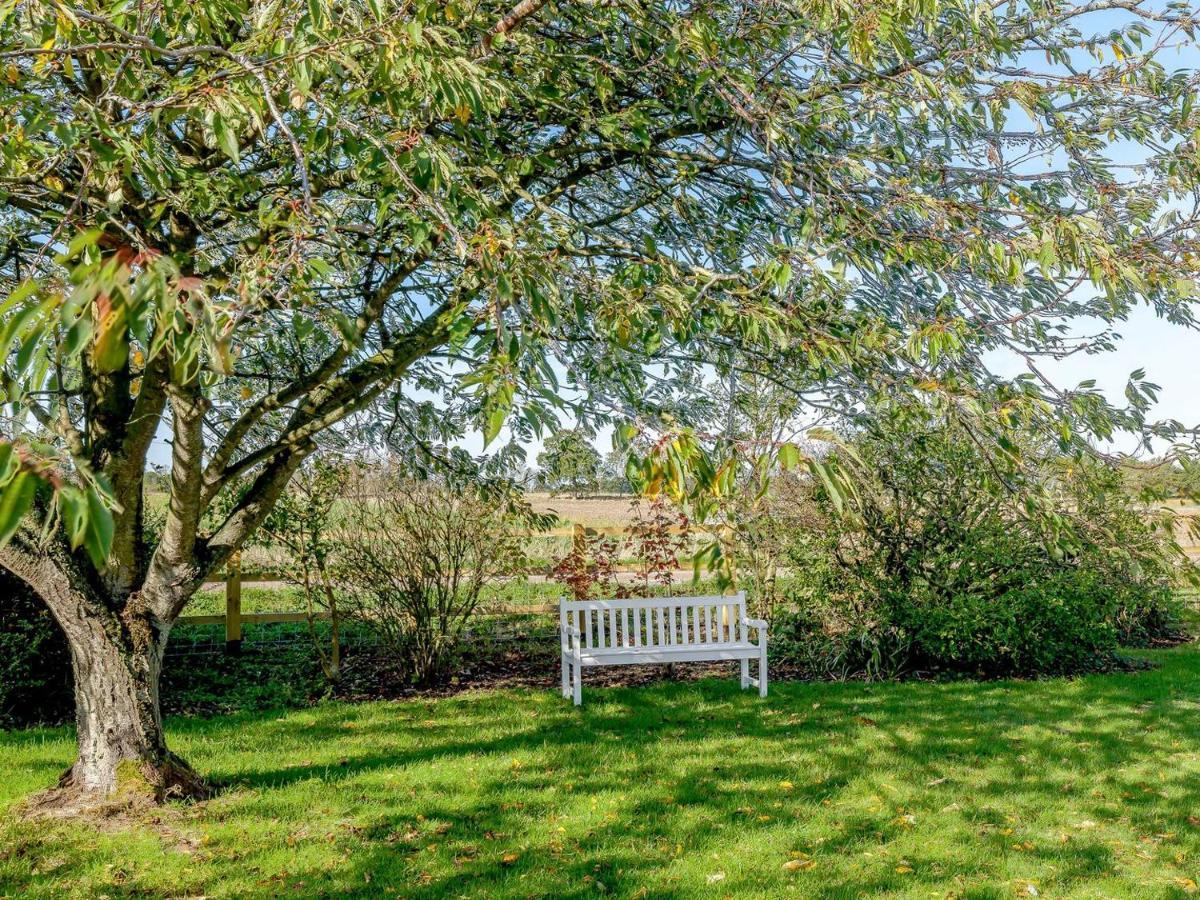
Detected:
left=179, top=513, right=1200, bottom=653
left=180, top=524, right=597, bottom=651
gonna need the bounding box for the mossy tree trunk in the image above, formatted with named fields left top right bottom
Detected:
left=57, top=604, right=206, bottom=801
left=0, top=531, right=222, bottom=805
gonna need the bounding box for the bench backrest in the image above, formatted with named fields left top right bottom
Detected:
left=560, top=593, right=748, bottom=651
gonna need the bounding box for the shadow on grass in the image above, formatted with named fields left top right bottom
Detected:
left=4, top=650, right=1200, bottom=897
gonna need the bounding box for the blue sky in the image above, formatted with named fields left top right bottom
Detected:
left=987, top=306, right=1198, bottom=455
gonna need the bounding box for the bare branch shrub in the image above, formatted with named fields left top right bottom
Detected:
left=334, top=476, right=526, bottom=684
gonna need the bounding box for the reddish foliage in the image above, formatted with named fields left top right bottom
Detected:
left=551, top=533, right=624, bottom=601
left=626, top=494, right=690, bottom=592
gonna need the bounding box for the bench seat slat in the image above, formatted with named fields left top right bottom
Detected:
left=579, top=645, right=759, bottom=665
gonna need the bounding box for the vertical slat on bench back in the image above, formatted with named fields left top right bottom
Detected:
left=561, top=594, right=749, bottom=651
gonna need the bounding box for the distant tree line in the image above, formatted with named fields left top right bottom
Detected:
left=1121, top=459, right=1200, bottom=502
left=535, top=430, right=631, bottom=497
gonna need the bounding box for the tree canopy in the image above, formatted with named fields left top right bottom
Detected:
left=537, top=428, right=601, bottom=496
left=1, top=0, right=1199, bottom=800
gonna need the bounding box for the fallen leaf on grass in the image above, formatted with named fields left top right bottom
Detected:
left=501, top=852, right=520, bottom=865
left=706, top=871, right=726, bottom=884
left=782, top=859, right=816, bottom=872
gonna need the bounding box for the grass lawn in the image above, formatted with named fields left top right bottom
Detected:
left=5, top=648, right=1200, bottom=898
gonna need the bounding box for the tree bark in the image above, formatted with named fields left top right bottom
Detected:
left=1, top=538, right=211, bottom=808
left=52, top=600, right=209, bottom=805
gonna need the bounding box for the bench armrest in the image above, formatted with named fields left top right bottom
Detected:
left=741, top=617, right=769, bottom=632
left=562, top=624, right=583, bottom=650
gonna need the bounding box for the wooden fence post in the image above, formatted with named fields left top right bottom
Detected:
left=572, top=523, right=586, bottom=555
left=225, top=551, right=243, bottom=654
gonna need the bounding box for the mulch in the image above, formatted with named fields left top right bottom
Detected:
left=332, top=643, right=812, bottom=703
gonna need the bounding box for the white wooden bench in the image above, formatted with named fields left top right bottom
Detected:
left=559, top=592, right=768, bottom=706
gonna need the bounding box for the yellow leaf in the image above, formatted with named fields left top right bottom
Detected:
left=33, top=38, right=56, bottom=75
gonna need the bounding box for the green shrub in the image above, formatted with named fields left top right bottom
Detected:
left=1061, top=462, right=1190, bottom=648
left=334, top=476, right=527, bottom=685
left=775, top=406, right=1189, bottom=679
left=772, top=605, right=911, bottom=681
left=0, top=571, right=73, bottom=728
left=897, top=570, right=1118, bottom=676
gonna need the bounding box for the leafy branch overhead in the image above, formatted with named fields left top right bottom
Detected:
left=1, top=0, right=1198, bottom=576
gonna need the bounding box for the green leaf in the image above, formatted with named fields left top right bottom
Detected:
left=58, top=487, right=88, bottom=549
left=213, top=112, right=240, bottom=163
left=483, top=404, right=508, bottom=447
left=83, top=488, right=114, bottom=570
left=0, top=443, right=17, bottom=485
left=777, top=442, right=801, bottom=471
left=0, top=471, right=35, bottom=546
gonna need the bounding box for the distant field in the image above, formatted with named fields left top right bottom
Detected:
left=525, top=492, right=641, bottom=528
left=156, top=489, right=1200, bottom=558
left=1160, top=502, right=1200, bottom=558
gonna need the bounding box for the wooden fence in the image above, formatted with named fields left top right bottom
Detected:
left=177, top=524, right=680, bottom=651
left=184, top=509, right=1200, bottom=652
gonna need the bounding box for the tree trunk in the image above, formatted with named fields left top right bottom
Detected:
left=49, top=600, right=210, bottom=807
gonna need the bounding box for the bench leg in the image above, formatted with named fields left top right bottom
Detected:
left=740, top=657, right=750, bottom=689
left=561, top=653, right=570, bottom=699
left=572, top=657, right=582, bottom=706
left=759, top=646, right=768, bottom=698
